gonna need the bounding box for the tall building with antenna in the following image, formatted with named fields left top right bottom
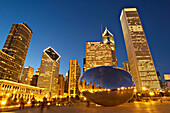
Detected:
left=85, top=27, right=117, bottom=71
left=102, top=27, right=118, bottom=66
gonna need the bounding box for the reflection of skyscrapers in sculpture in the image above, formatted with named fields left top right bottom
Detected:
left=0, top=23, right=33, bottom=82
left=20, top=66, right=34, bottom=85
left=85, top=41, right=113, bottom=71
left=37, top=47, right=61, bottom=96
left=102, top=28, right=118, bottom=66
left=68, top=60, right=81, bottom=97
left=120, top=8, right=161, bottom=91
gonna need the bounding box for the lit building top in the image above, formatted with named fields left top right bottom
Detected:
left=102, top=27, right=113, bottom=37
left=43, top=46, right=61, bottom=61
left=164, top=74, right=170, bottom=81
left=102, top=27, right=117, bottom=66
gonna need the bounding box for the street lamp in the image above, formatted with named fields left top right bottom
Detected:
left=142, top=87, right=147, bottom=91
left=149, top=92, right=155, bottom=96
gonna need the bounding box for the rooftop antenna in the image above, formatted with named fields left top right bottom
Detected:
left=101, top=24, right=103, bottom=36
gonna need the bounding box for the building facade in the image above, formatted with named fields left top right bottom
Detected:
left=1, top=23, right=33, bottom=82
left=0, top=50, right=18, bottom=81
left=164, top=74, right=170, bottom=88
left=0, top=79, right=44, bottom=105
left=30, top=75, right=38, bottom=86
left=20, top=66, right=34, bottom=85
left=58, top=74, right=65, bottom=96
left=64, top=72, right=69, bottom=93
left=122, top=61, right=130, bottom=72
left=85, top=41, right=113, bottom=71
left=37, top=47, right=60, bottom=97
left=68, top=60, right=81, bottom=97
left=102, top=27, right=118, bottom=66
left=120, top=8, right=160, bottom=91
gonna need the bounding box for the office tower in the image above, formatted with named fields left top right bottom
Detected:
left=122, top=61, right=130, bottom=72
left=85, top=41, right=113, bottom=71
left=1, top=23, right=33, bottom=82
left=58, top=74, right=65, bottom=96
left=20, top=66, right=34, bottom=84
left=102, top=27, right=118, bottom=66
left=120, top=8, right=161, bottom=91
left=157, top=72, right=162, bottom=85
left=68, top=60, right=81, bottom=97
left=64, top=72, right=69, bottom=93
left=30, top=75, right=39, bottom=86
left=164, top=74, right=170, bottom=88
left=0, top=50, right=18, bottom=81
left=37, top=46, right=61, bottom=97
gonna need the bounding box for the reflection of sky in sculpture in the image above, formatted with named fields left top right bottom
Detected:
left=81, top=66, right=133, bottom=89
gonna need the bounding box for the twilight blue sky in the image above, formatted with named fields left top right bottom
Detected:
left=0, top=0, right=170, bottom=80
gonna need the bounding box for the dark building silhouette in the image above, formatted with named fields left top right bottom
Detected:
left=31, top=75, right=39, bottom=86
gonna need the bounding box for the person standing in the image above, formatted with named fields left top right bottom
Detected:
left=31, top=96, right=36, bottom=107
left=19, top=97, right=25, bottom=109
left=40, top=97, right=47, bottom=113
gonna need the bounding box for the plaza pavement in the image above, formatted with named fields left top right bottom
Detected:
left=4, top=101, right=170, bottom=113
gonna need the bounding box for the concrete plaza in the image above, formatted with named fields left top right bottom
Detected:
left=6, top=101, right=170, bottom=113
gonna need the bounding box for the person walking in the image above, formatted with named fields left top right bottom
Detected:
left=19, top=97, right=25, bottom=109
left=40, top=97, right=47, bottom=113
left=31, top=96, right=36, bottom=107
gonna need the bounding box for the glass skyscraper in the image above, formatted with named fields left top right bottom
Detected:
left=120, top=8, right=160, bottom=91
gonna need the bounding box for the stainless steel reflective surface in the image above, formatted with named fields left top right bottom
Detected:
left=79, top=66, right=134, bottom=106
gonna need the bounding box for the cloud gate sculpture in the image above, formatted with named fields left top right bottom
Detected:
left=78, top=66, right=134, bottom=106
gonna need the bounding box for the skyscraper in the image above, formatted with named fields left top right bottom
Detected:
left=0, top=23, right=33, bottom=82
left=64, top=71, right=69, bottom=93
left=58, top=74, right=65, bottom=96
left=102, top=27, right=118, bottom=66
left=20, top=66, right=34, bottom=85
left=122, top=61, right=130, bottom=72
left=37, top=46, right=61, bottom=97
left=68, top=60, right=81, bottom=97
left=120, top=8, right=160, bottom=91
left=85, top=41, right=113, bottom=71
